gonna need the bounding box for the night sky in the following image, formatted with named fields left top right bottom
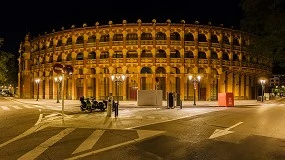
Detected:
left=0, top=0, right=242, bottom=54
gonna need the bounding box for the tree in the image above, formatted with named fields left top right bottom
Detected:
left=0, top=50, right=17, bottom=87
left=240, top=0, right=285, bottom=68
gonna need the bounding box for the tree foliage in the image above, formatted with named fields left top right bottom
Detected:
left=240, top=0, right=285, bottom=68
left=0, top=50, right=17, bottom=86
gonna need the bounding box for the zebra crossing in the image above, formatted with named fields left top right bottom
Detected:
left=0, top=104, right=63, bottom=111
left=0, top=125, right=165, bottom=160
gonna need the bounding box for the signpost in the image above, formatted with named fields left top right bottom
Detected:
left=53, top=63, right=73, bottom=124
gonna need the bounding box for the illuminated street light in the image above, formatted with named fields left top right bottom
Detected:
left=35, top=78, right=40, bottom=101
left=54, top=76, right=63, bottom=103
left=111, top=74, right=126, bottom=117
left=260, top=79, right=266, bottom=102
left=188, top=75, right=201, bottom=106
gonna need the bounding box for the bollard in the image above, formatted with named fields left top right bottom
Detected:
left=115, top=103, right=118, bottom=117
left=180, top=101, right=182, bottom=109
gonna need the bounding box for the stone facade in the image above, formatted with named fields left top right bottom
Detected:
left=18, top=19, right=271, bottom=101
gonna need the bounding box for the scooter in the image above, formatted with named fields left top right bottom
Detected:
left=80, top=96, right=93, bottom=112
left=91, top=97, right=106, bottom=111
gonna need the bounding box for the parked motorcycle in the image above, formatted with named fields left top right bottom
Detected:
left=80, top=96, right=93, bottom=112
left=91, top=97, right=106, bottom=111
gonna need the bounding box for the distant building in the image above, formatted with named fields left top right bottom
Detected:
left=18, top=19, right=272, bottom=101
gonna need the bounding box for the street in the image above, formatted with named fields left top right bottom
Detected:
left=0, top=97, right=284, bottom=159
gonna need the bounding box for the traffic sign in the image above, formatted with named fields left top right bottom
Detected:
left=53, top=63, right=63, bottom=74
left=64, top=65, right=73, bottom=75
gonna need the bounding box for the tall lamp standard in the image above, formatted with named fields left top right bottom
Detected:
left=111, top=74, right=126, bottom=117
left=188, top=75, right=201, bottom=106
left=260, top=79, right=266, bottom=102
left=35, top=78, right=40, bottom=101
left=54, top=76, right=63, bottom=103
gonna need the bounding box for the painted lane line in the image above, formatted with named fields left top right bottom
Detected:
left=0, top=106, right=10, bottom=110
left=72, top=130, right=105, bottom=154
left=18, top=128, right=75, bottom=160
left=35, top=114, right=43, bottom=126
left=11, top=105, right=22, bottom=109
left=0, top=114, right=47, bottom=148
left=22, top=105, right=34, bottom=108
left=45, top=113, right=59, bottom=118
left=66, top=130, right=165, bottom=160
left=32, top=105, right=45, bottom=109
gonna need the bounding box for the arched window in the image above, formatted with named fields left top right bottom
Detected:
left=198, top=52, right=207, bottom=59
left=100, top=34, right=110, bottom=42
left=126, top=51, right=138, bottom=58
left=76, top=52, right=84, bottom=60
left=211, top=52, right=218, bottom=59
left=88, top=35, right=96, bottom=43
left=156, top=32, right=166, bottom=40
left=66, top=37, right=72, bottom=45
left=56, top=39, right=62, bottom=47
left=223, top=36, right=230, bottom=44
left=88, top=51, right=96, bottom=59
left=170, top=32, right=180, bottom=40
left=49, top=55, right=53, bottom=62
left=100, top=52, right=109, bottom=59
left=57, top=54, right=62, bottom=62
left=48, top=41, right=53, bottom=48
left=222, top=53, right=229, bottom=60
left=233, top=37, right=240, bottom=46
left=141, top=50, right=152, bottom=58
left=113, top=34, right=123, bottom=41
left=156, top=67, right=166, bottom=74
left=198, top=34, right=207, bottom=42
left=113, top=51, right=123, bottom=58
left=233, top=54, right=239, bottom=61
left=126, top=33, right=138, bottom=40
left=141, top=32, right=152, bottom=40
left=211, top=35, right=219, bottom=43
left=185, top=33, right=194, bottom=41
left=66, top=53, right=72, bottom=61
left=156, top=50, right=166, bottom=58
left=185, top=51, right=194, bottom=58
left=141, top=67, right=152, bottom=74
left=76, top=36, right=84, bottom=44
left=79, top=68, right=83, bottom=75
left=90, top=68, right=96, bottom=74
left=170, top=50, right=180, bottom=58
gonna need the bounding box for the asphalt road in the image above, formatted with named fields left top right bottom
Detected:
left=0, top=97, right=284, bottom=160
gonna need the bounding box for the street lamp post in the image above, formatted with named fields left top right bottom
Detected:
left=111, top=74, right=126, bottom=117
left=260, top=79, right=266, bottom=102
left=35, top=78, right=40, bottom=101
left=188, top=75, right=201, bottom=106
left=54, top=76, right=63, bottom=103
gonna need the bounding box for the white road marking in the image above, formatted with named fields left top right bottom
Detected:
left=72, top=130, right=105, bottom=154
left=34, top=114, right=43, bottom=126
left=209, top=122, right=243, bottom=139
left=66, top=130, right=165, bottom=160
left=32, top=105, right=45, bottom=109
left=18, top=128, right=75, bottom=160
left=0, top=106, right=10, bottom=110
left=11, top=105, right=22, bottom=109
left=22, top=105, right=34, bottom=108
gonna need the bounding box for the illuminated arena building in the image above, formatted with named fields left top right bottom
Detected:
left=18, top=19, right=271, bottom=101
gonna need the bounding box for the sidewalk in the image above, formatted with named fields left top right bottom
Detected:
left=10, top=97, right=266, bottom=109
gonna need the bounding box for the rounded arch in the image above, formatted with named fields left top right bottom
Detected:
left=185, top=51, right=194, bottom=58
left=211, top=51, right=218, bottom=59
left=126, top=33, right=138, bottom=40
left=233, top=53, right=239, bottom=61
left=156, top=67, right=166, bottom=74
left=222, top=52, right=229, bottom=60
left=87, top=35, right=96, bottom=43
left=88, top=51, right=96, bottom=59
left=233, top=37, right=240, bottom=46
left=113, top=33, right=123, bottom=41
left=211, top=35, right=219, bottom=43
left=56, top=39, right=62, bottom=47
left=170, top=50, right=181, bottom=58
left=126, top=51, right=138, bottom=58
left=156, top=49, right=166, bottom=58
left=170, top=67, right=180, bottom=74
left=170, top=32, right=180, bottom=40
left=223, top=35, right=230, bottom=44
left=100, top=51, right=109, bottom=59
left=127, top=66, right=138, bottom=74
left=76, top=52, right=84, bottom=60
left=141, top=50, right=152, bottom=58
left=198, top=34, right=207, bottom=42
left=156, top=32, right=166, bottom=40
left=66, top=37, right=72, bottom=45
left=76, top=36, right=84, bottom=44
left=66, top=53, right=72, bottom=61
left=141, top=32, right=152, bottom=40
left=184, top=33, right=194, bottom=41
left=198, top=51, right=207, bottom=59
left=56, top=54, right=62, bottom=62
left=141, top=67, right=152, bottom=74
left=198, top=68, right=206, bottom=74
left=99, top=34, right=109, bottom=42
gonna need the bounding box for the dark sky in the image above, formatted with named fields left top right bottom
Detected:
left=0, top=0, right=242, bottom=54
